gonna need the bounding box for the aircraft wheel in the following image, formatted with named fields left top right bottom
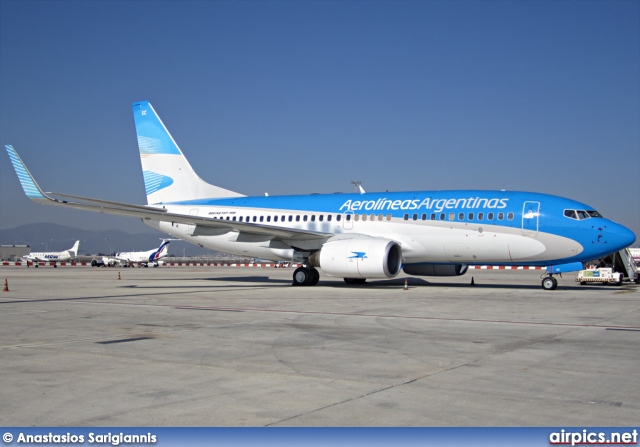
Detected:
left=541, top=276, right=558, bottom=290
left=309, top=268, right=320, bottom=286
left=293, top=267, right=312, bottom=286
left=344, top=278, right=367, bottom=285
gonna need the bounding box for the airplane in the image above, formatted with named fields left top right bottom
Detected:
left=114, top=239, right=172, bottom=267
left=5, top=101, right=636, bottom=289
left=23, top=240, right=80, bottom=267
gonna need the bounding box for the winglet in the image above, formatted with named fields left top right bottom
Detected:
left=5, top=145, right=50, bottom=204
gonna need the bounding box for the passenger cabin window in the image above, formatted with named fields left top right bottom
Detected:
left=498, top=213, right=504, bottom=220
left=487, top=212, right=494, bottom=220
left=387, top=214, right=392, bottom=221
left=478, top=212, right=484, bottom=220
left=296, top=216, right=300, bottom=222
left=468, top=213, right=474, bottom=220
left=403, top=214, right=409, bottom=220
left=327, top=215, right=332, bottom=222
left=458, top=213, right=464, bottom=221
left=507, top=212, right=514, bottom=220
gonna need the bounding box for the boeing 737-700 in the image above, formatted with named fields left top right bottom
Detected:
left=5, top=101, right=636, bottom=289
left=23, top=240, right=80, bottom=267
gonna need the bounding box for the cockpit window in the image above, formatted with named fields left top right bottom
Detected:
left=564, top=209, right=603, bottom=220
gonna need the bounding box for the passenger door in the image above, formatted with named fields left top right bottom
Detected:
left=522, top=201, right=540, bottom=237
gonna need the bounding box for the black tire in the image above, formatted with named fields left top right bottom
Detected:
left=344, top=278, right=367, bottom=285
left=309, top=268, right=320, bottom=286
left=541, top=276, right=558, bottom=290
left=293, top=267, right=311, bottom=286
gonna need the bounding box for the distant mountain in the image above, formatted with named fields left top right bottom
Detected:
left=0, top=223, right=216, bottom=256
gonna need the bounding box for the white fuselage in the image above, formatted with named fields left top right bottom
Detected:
left=147, top=204, right=581, bottom=265
left=24, top=250, right=74, bottom=263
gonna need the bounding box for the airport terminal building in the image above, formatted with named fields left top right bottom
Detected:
left=0, top=245, right=30, bottom=261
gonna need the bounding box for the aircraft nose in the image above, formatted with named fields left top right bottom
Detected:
left=609, top=221, right=636, bottom=251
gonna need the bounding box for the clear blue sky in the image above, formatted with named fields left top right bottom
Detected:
left=1, top=0, right=638, bottom=241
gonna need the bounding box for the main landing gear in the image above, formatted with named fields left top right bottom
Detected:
left=541, top=274, right=558, bottom=290
left=343, top=278, right=367, bottom=285
left=292, top=266, right=320, bottom=286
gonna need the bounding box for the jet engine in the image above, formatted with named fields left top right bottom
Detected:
left=309, top=237, right=402, bottom=279
left=402, top=264, right=468, bottom=277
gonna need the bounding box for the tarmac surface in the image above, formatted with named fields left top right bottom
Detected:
left=1, top=266, right=639, bottom=426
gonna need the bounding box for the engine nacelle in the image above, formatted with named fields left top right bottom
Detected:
left=403, top=263, right=468, bottom=277
left=310, top=237, right=402, bottom=279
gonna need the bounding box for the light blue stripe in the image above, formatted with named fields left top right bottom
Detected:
left=143, top=170, right=174, bottom=195
left=5, top=145, right=45, bottom=199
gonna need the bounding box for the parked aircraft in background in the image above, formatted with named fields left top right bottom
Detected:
left=115, top=239, right=172, bottom=267
left=5, top=101, right=636, bottom=289
left=23, top=240, right=79, bottom=267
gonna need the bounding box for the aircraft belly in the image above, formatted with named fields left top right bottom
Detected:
left=153, top=220, right=294, bottom=261
left=398, top=226, right=581, bottom=264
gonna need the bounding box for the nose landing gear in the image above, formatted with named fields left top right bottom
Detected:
left=541, top=275, right=558, bottom=290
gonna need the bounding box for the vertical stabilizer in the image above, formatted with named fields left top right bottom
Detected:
left=69, top=240, right=80, bottom=258
left=132, top=101, right=244, bottom=204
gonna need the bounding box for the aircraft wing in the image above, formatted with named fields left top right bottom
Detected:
left=6, top=145, right=330, bottom=241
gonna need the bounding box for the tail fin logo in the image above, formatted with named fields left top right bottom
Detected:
left=143, top=171, right=174, bottom=195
